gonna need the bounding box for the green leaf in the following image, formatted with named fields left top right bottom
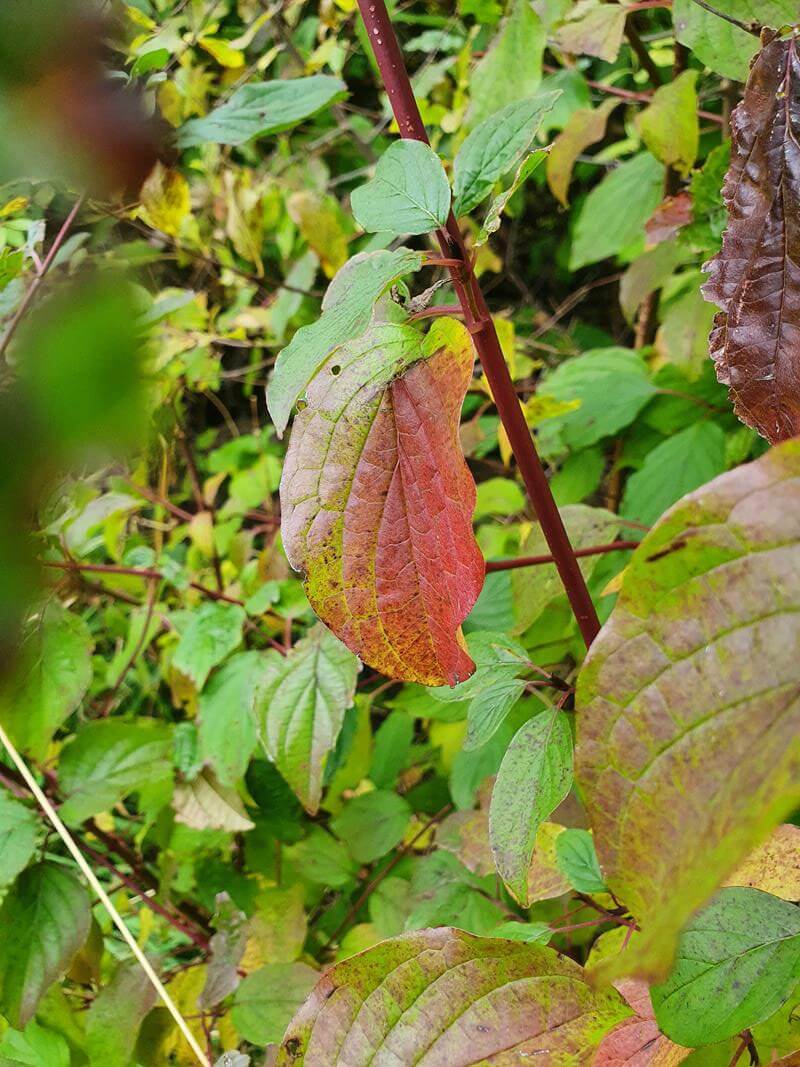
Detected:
left=200, top=894, right=248, bottom=1009
left=172, top=601, right=246, bottom=690
left=637, top=70, right=699, bottom=177
left=4, top=603, right=93, bottom=760
left=0, top=791, right=38, bottom=890
left=476, top=149, right=548, bottom=245
left=555, top=829, right=606, bottom=893
left=177, top=75, right=347, bottom=146
left=331, top=789, right=411, bottom=863
left=576, top=440, right=800, bottom=980
left=370, top=710, right=414, bottom=789
left=255, top=622, right=359, bottom=813
left=536, top=348, right=656, bottom=456
left=489, top=708, right=574, bottom=904
left=284, top=826, right=358, bottom=888
left=58, top=720, right=173, bottom=825
left=491, top=920, right=553, bottom=944
left=85, top=961, right=158, bottom=1067
left=351, top=140, right=451, bottom=236
left=198, top=650, right=274, bottom=786
left=620, top=421, right=727, bottom=528
left=173, top=767, right=255, bottom=832
left=453, top=94, right=558, bottom=216
left=512, top=505, right=620, bottom=633
left=620, top=242, right=684, bottom=323
left=276, top=928, right=630, bottom=1063
left=231, top=963, right=318, bottom=1046
left=467, top=0, right=545, bottom=128
left=267, top=247, right=423, bottom=434
left=0, top=1021, right=70, bottom=1067
left=652, top=888, right=800, bottom=1047
left=0, top=863, right=91, bottom=1028
left=570, top=153, right=664, bottom=270
left=672, top=0, right=791, bottom=80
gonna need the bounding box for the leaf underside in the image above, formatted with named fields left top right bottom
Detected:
left=276, top=927, right=629, bottom=1065
left=576, top=440, right=800, bottom=980
left=281, top=318, right=484, bottom=686
left=703, top=35, right=800, bottom=444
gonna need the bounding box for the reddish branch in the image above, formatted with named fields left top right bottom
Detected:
left=486, top=540, right=639, bottom=573
left=356, top=0, right=601, bottom=648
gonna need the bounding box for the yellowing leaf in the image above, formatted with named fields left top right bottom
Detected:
left=547, top=99, right=618, bottom=206
left=138, top=163, right=190, bottom=237
left=725, top=824, right=800, bottom=901
left=173, top=768, right=255, bottom=832
left=287, top=191, right=350, bottom=278
left=637, top=71, right=699, bottom=177
left=198, top=36, right=245, bottom=68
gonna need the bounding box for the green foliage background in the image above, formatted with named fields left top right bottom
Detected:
left=0, top=0, right=798, bottom=1063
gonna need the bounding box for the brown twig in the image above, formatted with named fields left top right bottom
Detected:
left=357, top=0, right=601, bottom=648
left=687, top=0, right=760, bottom=35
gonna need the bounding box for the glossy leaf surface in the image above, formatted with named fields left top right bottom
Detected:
left=281, top=318, right=484, bottom=686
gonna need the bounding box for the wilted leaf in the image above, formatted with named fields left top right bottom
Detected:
left=646, top=192, right=693, bottom=245
left=554, top=0, right=627, bottom=62
left=200, top=895, right=249, bottom=1009
left=476, top=149, right=548, bottom=245
left=351, top=140, right=451, bottom=235
left=527, top=821, right=574, bottom=902
left=85, top=961, right=158, bottom=1067
left=490, top=707, right=573, bottom=904
left=254, top=623, right=358, bottom=813
left=276, top=927, right=630, bottom=1064
left=576, top=440, right=800, bottom=979
left=637, top=71, right=699, bottom=178
left=651, top=888, right=800, bottom=1047
left=0, top=863, right=91, bottom=1028
left=453, top=94, right=558, bottom=216
left=173, top=767, right=254, bottom=832
left=138, top=163, right=190, bottom=236
left=267, top=247, right=423, bottom=434
left=547, top=99, right=618, bottom=207
left=570, top=153, right=664, bottom=270
left=0, top=791, right=38, bottom=890
left=172, top=601, right=246, bottom=691
left=280, top=317, right=484, bottom=686
left=58, top=720, right=173, bottom=825
left=725, top=824, right=800, bottom=900
left=467, top=0, right=545, bottom=128
left=702, top=35, right=800, bottom=444
left=436, top=807, right=494, bottom=876
left=177, top=75, right=347, bottom=146
left=231, top=963, right=318, bottom=1046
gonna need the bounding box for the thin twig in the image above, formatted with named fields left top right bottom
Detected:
left=0, top=722, right=210, bottom=1067
left=0, top=196, right=85, bottom=360
left=485, top=540, right=639, bottom=573
left=688, top=0, right=760, bottom=35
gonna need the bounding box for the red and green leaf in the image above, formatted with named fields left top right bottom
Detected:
left=281, top=317, right=484, bottom=686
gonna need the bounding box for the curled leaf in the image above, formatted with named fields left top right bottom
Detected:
left=703, top=35, right=800, bottom=443
left=281, top=318, right=484, bottom=686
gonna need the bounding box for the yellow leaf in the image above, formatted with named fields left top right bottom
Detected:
left=139, top=163, right=190, bottom=237
left=199, top=36, right=245, bottom=69
left=724, top=824, right=800, bottom=901
left=0, top=196, right=28, bottom=218
left=287, top=191, right=350, bottom=278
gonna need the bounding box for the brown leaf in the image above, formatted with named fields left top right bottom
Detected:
left=593, top=979, right=690, bottom=1066
left=645, top=193, right=692, bottom=246
left=703, top=34, right=800, bottom=443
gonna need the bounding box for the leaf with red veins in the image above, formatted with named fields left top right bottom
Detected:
left=280, top=317, right=484, bottom=686
left=702, top=34, right=800, bottom=444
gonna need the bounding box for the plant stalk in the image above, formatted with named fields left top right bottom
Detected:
left=356, top=0, right=601, bottom=647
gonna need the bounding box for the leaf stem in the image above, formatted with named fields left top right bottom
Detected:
left=485, top=540, right=639, bottom=573
left=356, top=0, right=601, bottom=648
left=687, top=0, right=760, bottom=35
left=0, top=722, right=211, bottom=1067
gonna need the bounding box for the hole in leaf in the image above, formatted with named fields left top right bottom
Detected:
left=330, top=364, right=341, bottom=376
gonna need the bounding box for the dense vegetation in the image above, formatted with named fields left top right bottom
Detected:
left=0, top=0, right=798, bottom=1064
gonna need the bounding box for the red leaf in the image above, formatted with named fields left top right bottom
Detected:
left=703, top=34, right=800, bottom=443
left=593, top=980, right=689, bottom=1066
left=281, top=317, right=484, bottom=686
left=645, top=193, right=692, bottom=246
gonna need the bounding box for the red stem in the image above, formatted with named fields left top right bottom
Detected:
left=356, top=0, right=601, bottom=648
left=486, top=540, right=639, bottom=573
